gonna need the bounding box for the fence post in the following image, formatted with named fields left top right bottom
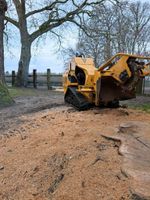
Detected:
left=136, top=79, right=143, bottom=95
left=12, top=70, right=16, bottom=86
left=142, top=77, right=145, bottom=95
left=33, top=69, right=37, bottom=88
left=47, top=68, right=51, bottom=90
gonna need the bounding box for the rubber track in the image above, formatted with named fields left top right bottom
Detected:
left=64, top=87, right=91, bottom=111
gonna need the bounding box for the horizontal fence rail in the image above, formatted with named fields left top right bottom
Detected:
left=5, top=69, right=63, bottom=89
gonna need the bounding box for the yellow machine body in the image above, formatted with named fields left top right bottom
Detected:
left=63, top=53, right=150, bottom=110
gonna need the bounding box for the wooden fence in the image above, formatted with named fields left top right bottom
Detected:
left=5, top=69, right=63, bottom=89
left=5, top=69, right=150, bottom=94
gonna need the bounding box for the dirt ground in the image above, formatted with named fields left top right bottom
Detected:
left=0, top=89, right=150, bottom=200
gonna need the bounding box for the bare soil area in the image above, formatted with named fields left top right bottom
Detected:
left=0, top=89, right=150, bottom=200
left=0, top=89, right=63, bottom=133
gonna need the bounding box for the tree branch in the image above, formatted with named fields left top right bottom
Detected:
left=30, top=0, right=102, bottom=42
left=4, top=16, right=19, bottom=28
left=25, top=0, right=68, bottom=18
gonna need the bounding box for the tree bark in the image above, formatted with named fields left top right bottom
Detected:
left=0, top=16, right=5, bottom=83
left=0, top=0, right=14, bottom=106
left=16, top=39, right=31, bottom=87
left=0, top=0, right=7, bottom=83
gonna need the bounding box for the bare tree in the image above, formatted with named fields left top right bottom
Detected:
left=74, top=1, right=150, bottom=66
left=76, top=3, right=117, bottom=66
left=128, top=1, right=150, bottom=54
left=5, top=0, right=117, bottom=86
left=0, top=0, right=7, bottom=83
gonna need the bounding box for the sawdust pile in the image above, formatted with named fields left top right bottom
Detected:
left=0, top=107, right=150, bottom=200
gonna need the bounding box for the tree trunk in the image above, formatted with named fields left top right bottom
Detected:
left=15, top=1, right=31, bottom=87
left=16, top=39, right=31, bottom=87
left=0, top=0, right=14, bottom=106
left=0, top=6, right=5, bottom=83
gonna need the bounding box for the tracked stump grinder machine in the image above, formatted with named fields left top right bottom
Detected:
left=63, top=53, right=150, bottom=110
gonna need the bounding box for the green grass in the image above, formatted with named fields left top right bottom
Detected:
left=8, top=87, right=37, bottom=97
left=129, top=104, right=150, bottom=113
left=0, top=83, right=14, bottom=106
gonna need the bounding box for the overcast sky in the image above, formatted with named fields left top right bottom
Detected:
left=5, top=27, right=78, bottom=74
left=4, top=0, right=149, bottom=74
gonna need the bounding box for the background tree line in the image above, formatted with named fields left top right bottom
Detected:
left=65, top=0, right=150, bottom=67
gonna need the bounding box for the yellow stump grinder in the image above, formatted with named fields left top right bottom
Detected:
left=63, top=53, right=150, bottom=110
